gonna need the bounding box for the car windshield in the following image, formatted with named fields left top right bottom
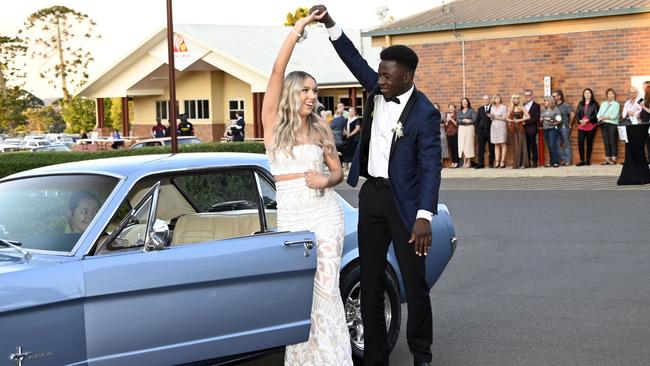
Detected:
left=0, top=174, right=119, bottom=254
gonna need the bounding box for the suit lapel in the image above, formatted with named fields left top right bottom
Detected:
left=358, top=88, right=380, bottom=176
left=388, top=87, right=419, bottom=163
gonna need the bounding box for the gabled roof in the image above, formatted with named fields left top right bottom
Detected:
left=176, top=24, right=379, bottom=86
left=365, top=0, right=650, bottom=36
left=77, top=24, right=380, bottom=98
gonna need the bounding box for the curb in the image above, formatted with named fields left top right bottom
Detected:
left=441, top=165, right=622, bottom=178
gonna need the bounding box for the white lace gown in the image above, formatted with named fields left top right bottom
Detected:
left=269, top=144, right=353, bottom=366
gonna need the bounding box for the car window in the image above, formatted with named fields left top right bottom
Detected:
left=0, top=175, right=119, bottom=253
left=170, top=170, right=262, bottom=246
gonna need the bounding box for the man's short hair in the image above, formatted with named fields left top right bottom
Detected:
left=380, top=45, right=419, bottom=72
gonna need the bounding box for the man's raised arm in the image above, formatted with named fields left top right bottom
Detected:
left=310, top=5, right=379, bottom=91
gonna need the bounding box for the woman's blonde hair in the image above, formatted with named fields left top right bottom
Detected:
left=510, top=94, right=523, bottom=110
left=268, top=71, right=336, bottom=160
left=492, top=94, right=502, bottom=104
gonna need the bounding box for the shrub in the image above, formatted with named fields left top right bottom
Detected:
left=0, top=142, right=266, bottom=178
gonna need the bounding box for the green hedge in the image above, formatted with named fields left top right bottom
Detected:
left=0, top=142, right=266, bottom=179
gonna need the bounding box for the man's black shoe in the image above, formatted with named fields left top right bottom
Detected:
left=475, top=165, right=484, bottom=169
left=414, top=362, right=430, bottom=366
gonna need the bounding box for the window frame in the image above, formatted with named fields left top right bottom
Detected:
left=155, top=100, right=169, bottom=120
left=184, top=99, right=210, bottom=119
left=228, top=99, right=245, bottom=121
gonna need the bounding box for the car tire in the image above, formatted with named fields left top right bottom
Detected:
left=340, top=262, right=401, bottom=361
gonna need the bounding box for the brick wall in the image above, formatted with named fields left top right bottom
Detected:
left=413, top=26, right=650, bottom=165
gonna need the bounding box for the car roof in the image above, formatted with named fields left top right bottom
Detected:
left=2, top=153, right=270, bottom=181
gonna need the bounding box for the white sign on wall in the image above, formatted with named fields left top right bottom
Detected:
left=544, top=76, right=551, bottom=97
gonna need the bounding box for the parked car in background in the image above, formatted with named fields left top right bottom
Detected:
left=0, top=153, right=456, bottom=365
left=0, top=144, right=22, bottom=153
left=30, top=144, right=72, bottom=152
left=19, top=139, right=52, bottom=149
left=129, top=136, right=202, bottom=149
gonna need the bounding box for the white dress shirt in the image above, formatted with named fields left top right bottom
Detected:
left=368, top=87, right=414, bottom=179
left=525, top=100, right=533, bottom=112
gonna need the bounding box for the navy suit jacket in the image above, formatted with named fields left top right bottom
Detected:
left=331, top=32, right=442, bottom=231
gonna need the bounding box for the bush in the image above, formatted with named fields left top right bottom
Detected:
left=0, top=141, right=266, bottom=179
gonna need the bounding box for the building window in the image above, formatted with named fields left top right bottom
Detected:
left=183, top=99, right=210, bottom=119
left=318, top=96, right=334, bottom=113
left=155, top=101, right=169, bottom=120
left=228, top=99, right=245, bottom=120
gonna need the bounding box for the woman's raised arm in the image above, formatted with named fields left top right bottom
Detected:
left=261, top=10, right=327, bottom=148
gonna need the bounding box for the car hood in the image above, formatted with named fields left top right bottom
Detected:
left=0, top=252, right=58, bottom=273
left=0, top=253, right=84, bottom=313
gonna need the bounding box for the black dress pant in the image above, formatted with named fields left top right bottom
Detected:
left=601, top=123, right=619, bottom=157
left=525, top=132, right=538, bottom=165
left=476, top=129, right=494, bottom=167
left=358, top=181, right=432, bottom=365
left=578, top=129, right=596, bottom=164
left=447, top=134, right=459, bottom=164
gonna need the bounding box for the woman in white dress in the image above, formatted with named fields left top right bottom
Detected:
left=489, top=94, right=508, bottom=168
left=261, top=10, right=353, bottom=366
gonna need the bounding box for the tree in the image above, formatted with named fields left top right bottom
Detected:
left=108, top=97, right=123, bottom=131
left=60, top=96, right=96, bottom=133
left=22, top=105, right=64, bottom=133
left=0, top=35, right=26, bottom=94
left=284, top=7, right=310, bottom=26
left=18, top=6, right=100, bottom=101
left=0, top=87, right=43, bottom=133
left=107, top=97, right=133, bottom=131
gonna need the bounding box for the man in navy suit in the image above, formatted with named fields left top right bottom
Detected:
left=312, top=6, right=441, bottom=366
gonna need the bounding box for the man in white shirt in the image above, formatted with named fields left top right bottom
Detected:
left=311, top=5, right=442, bottom=366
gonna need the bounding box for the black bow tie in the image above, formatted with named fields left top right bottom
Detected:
left=383, top=95, right=401, bottom=104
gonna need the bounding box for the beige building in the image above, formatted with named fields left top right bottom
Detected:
left=77, top=25, right=380, bottom=141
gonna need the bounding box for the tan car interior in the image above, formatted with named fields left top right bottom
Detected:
left=123, top=177, right=277, bottom=247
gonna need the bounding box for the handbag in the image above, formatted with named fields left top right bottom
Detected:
left=578, top=103, right=597, bottom=131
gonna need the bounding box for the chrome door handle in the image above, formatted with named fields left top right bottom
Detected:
left=283, top=239, right=315, bottom=257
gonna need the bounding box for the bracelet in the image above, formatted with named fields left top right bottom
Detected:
left=290, top=29, right=307, bottom=43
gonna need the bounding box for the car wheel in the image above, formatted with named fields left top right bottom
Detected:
left=340, top=262, right=401, bottom=361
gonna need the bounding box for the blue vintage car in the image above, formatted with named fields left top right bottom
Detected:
left=0, top=153, right=456, bottom=365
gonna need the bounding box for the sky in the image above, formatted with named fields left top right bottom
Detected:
left=1, top=0, right=444, bottom=99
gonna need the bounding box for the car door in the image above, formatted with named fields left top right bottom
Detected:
left=81, top=168, right=317, bottom=365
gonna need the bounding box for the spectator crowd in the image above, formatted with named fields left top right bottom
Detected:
left=433, top=83, right=650, bottom=169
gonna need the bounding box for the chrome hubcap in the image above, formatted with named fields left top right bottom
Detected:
left=345, top=281, right=392, bottom=351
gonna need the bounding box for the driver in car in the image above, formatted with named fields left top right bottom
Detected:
left=65, top=191, right=100, bottom=233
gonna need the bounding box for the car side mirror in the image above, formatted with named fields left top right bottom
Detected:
left=145, top=219, right=170, bottom=251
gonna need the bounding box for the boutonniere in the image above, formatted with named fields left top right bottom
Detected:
left=392, top=121, right=404, bottom=138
